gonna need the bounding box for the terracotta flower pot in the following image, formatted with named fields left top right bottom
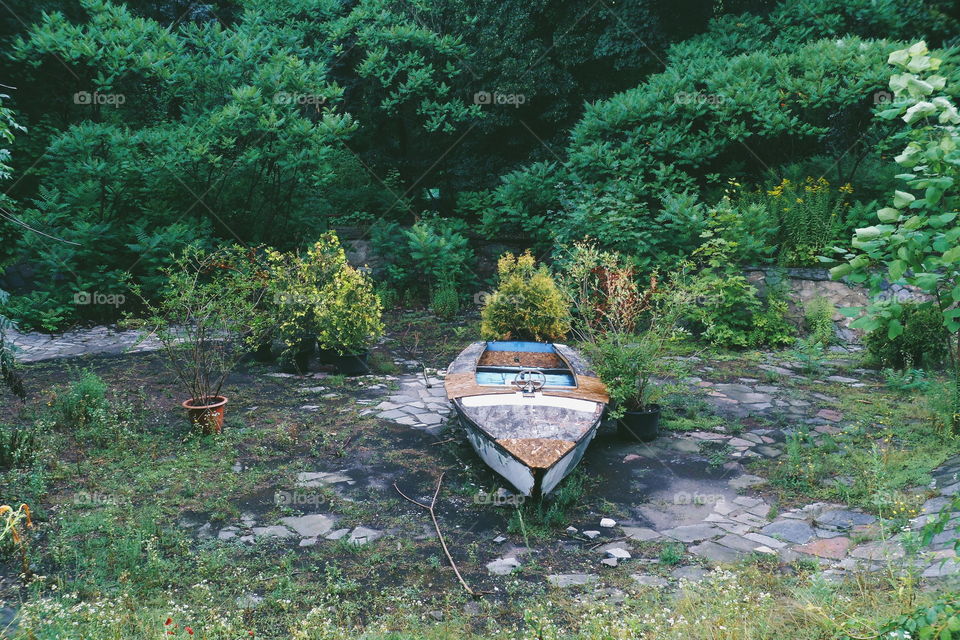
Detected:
left=182, top=396, right=228, bottom=434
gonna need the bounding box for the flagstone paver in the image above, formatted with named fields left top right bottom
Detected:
left=373, top=372, right=451, bottom=433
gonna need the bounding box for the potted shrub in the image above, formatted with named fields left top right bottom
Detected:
left=480, top=251, right=571, bottom=342
left=563, top=242, right=700, bottom=441
left=315, top=263, right=384, bottom=375
left=586, top=332, right=668, bottom=441
left=265, top=233, right=350, bottom=373
left=267, top=233, right=383, bottom=375
left=133, top=245, right=269, bottom=434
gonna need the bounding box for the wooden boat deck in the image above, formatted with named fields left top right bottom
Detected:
left=444, top=341, right=609, bottom=404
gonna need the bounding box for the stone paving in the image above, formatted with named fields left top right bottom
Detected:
left=8, top=325, right=162, bottom=362
left=362, top=372, right=451, bottom=435
left=180, top=467, right=386, bottom=548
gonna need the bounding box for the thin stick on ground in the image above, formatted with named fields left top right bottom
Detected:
left=394, top=473, right=481, bottom=597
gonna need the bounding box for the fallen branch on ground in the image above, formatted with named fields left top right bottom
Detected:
left=394, top=473, right=483, bottom=597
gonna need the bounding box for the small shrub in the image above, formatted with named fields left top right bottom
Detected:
left=480, top=251, right=571, bottom=342
left=804, top=296, right=836, bottom=345
left=431, top=277, right=459, bottom=320
left=864, top=303, right=948, bottom=370
left=688, top=268, right=795, bottom=349
left=314, top=264, right=384, bottom=355
left=371, top=218, right=474, bottom=301
left=0, top=426, right=37, bottom=470
left=687, top=229, right=795, bottom=349
left=52, top=371, right=126, bottom=448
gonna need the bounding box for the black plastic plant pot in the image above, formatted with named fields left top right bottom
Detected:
left=292, top=350, right=311, bottom=374
left=618, top=404, right=661, bottom=442
left=253, top=339, right=274, bottom=362
left=315, top=345, right=339, bottom=365
left=289, top=338, right=315, bottom=374
left=334, top=351, right=370, bottom=376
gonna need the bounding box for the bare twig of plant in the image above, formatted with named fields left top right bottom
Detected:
left=396, top=322, right=451, bottom=389
left=394, top=473, right=482, bottom=597
left=396, top=325, right=430, bottom=387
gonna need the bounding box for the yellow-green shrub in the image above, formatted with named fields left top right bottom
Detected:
left=480, top=251, right=570, bottom=342
left=315, top=264, right=384, bottom=355
left=266, top=232, right=383, bottom=356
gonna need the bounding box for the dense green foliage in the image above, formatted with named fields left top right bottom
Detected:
left=864, top=303, right=949, bottom=370
left=370, top=217, right=474, bottom=301
left=832, top=42, right=960, bottom=423
left=1, top=0, right=957, bottom=350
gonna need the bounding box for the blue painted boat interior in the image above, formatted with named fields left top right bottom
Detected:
left=476, top=371, right=576, bottom=387
left=485, top=341, right=555, bottom=353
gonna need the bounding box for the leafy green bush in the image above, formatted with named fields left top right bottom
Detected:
left=266, top=233, right=383, bottom=357
left=371, top=218, right=474, bottom=302
left=882, top=368, right=932, bottom=394
left=687, top=239, right=795, bottom=349
left=480, top=252, right=570, bottom=342
left=864, top=303, right=947, bottom=370
left=266, top=234, right=350, bottom=358
left=4, top=290, right=74, bottom=333
left=554, top=186, right=706, bottom=272
left=9, top=188, right=213, bottom=330
left=491, top=37, right=902, bottom=259
left=314, top=264, right=384, bottom=356
left=701, top=194, right=777, bottom=266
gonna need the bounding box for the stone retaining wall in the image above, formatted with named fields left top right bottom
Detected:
left=745, top=267, right=931, bottom=342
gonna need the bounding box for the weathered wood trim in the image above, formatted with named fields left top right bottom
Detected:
left=553, top=343, right=598, bottom=377
left=445, top=372, right=609, bottom=404
left=496, top=438, right=576, bottom=469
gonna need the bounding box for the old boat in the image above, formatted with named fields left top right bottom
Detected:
left=444, top=341, right=609, bottom=496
